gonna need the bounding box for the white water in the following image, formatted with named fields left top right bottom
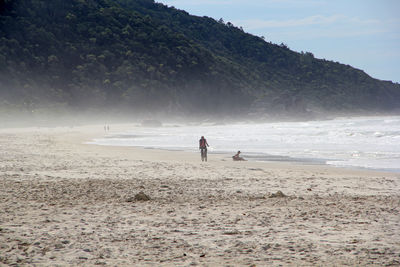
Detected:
left=91, top=116, right=400, bottom=172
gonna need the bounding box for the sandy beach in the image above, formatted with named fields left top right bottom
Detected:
left=0, top=124, right=399, bottom=266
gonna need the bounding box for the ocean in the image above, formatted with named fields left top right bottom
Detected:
left=90, top=116, right=400, bottom=172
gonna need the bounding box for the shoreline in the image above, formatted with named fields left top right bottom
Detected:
left=89, top=143, right=400, bottom=175
left=88, top=115, right=400, bottom=175
left=1, top=124, right=399, bottom=266
left=87, top=141, right=400, bottom=177
left=5, top=122, right=396, bottom=178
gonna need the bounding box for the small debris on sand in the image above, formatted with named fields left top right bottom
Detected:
left=269, top=190, right=286, bottom=198
left=134, top=191, right=151, bottom=201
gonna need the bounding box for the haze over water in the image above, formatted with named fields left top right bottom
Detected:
left=92, top=116, right=400, bottom=172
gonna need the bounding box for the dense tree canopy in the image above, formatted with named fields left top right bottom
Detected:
left=1, top=0, right=399, bottom=117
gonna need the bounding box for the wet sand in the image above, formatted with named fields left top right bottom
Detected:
left=0, top=125, right=399, bottom=266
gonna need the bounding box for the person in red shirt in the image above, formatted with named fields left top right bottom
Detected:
left=199, top=136, right=209, bottom=162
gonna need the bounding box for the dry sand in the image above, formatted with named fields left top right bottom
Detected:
left=0, top=124, right=399, bottom=266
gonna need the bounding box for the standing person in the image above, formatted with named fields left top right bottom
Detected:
left=199, top=136, right=209, bottom=162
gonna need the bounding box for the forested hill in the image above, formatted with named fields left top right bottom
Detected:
left=1, top=0, right=400, bottom=118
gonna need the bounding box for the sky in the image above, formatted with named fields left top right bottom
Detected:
left=156, top=0, right=400, bottom=83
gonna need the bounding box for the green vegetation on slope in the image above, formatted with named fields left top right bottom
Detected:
left=1, top=0, right=399, bottom=117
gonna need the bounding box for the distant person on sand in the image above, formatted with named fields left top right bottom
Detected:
left=199, top=136, right=209, bottom=162
left=233, top=150, right=246, bottom=161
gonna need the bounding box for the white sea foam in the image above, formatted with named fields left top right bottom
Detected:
left=90, top=116, right=400, bottom=172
